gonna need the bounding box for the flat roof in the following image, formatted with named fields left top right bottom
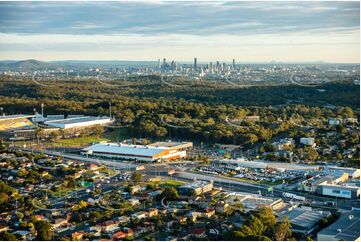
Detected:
left=150, top=141, right=193, bottom=148
left=318, top=210, right=360, bottom=241
left=284, top=208, right=330, bottom=229
left=179, top=180, right=211, bottom=189
left=0, top=114, right=34, bottom=121
left=319, top=184, right=360, bottom=191
left=83, top=143, right=168, bottom=157
left=45, top=116, right=110, bottom=125
left=225, top=193, right=281, bottom=207
left=307, top=175, right=338, bottom=186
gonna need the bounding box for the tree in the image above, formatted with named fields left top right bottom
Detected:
left=304, top=147, right=319, bottom=161
left=49, top=130, right=61, bottom=141
left=93, top=125, right=104, bottom=138
left=35, top=220, right=53, bottom=241
left=131, top=172, right=142, bottom=183
left=0, top=192, right=9, bottom=205
left=162, top=187, right=179, bottom=200
left=244, top=235, right=271, bottom=241
left=244, top=215, right=266, bottom=235
left=0, top=231, right=17, bottom=241
left=273, top=217, right=292, bottom=241
left=257, top=207, right=277, bottom=230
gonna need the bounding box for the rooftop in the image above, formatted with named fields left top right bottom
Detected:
left=150, top=141, right=192, bottom=148
left=318, top=210, right=360, bottom=241
left=318, top=183, right=360, bottom=191
left=305, top=175, right=337, bottom=186
left=44, top=116, right=111, bottom=125
left=282, top=207, right=330, bottom=229
left=83, top=143, right=169, bottom=157
left=179, top=180, right=211, bottom=189
left=0, top=114, right=34, bottom=121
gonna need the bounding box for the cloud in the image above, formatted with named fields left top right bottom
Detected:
left=0, top=1, right=359, bottom=62
left=0, top=1, right=359, bottom=36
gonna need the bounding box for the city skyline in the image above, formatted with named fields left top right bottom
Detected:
left=0, top=1, right=360, bottom=62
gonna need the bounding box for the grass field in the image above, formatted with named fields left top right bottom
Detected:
left=48, top=129, right=130, bottom=147
left=51, top=135, right=109, bottom=147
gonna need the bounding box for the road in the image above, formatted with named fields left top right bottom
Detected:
left=15, top=146, right=360, bottom=211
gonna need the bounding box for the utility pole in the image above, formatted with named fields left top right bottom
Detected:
left=109, top=102, right=112, bottom=119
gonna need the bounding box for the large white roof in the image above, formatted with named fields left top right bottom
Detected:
left=83, top=143, right=169, bottom=157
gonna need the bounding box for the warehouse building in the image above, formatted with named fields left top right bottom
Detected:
left=317, top=210, right=360, bottom=241
left=280, top=207, right=331, bottom=235
left=82, top=142, right=188, bottom=162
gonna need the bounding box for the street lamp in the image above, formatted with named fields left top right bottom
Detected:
left=41, top=103, right=44, bottom=121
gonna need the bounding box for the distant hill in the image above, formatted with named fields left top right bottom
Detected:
left=0, top=59, right=54, bottom=71
left=0, top=59, right=157, bottom=71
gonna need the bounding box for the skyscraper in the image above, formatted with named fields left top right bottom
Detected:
left=163, top=58, right=166, bottom=69
left=232, top=59, right=235, bottom=71
left=194, top=58, right=197, bottom=71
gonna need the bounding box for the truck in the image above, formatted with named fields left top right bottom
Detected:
left=135, top=165, right=145, bottom=171
left=282, top=192, right=306, bottom=202
left=168, top=169, right=176, bottom=175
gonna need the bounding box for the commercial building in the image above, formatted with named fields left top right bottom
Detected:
left=328, top=118, right=342, bottom=126
left=82, top=142, right=188, bottom=162
left=272, top=138, right=295, bottom=151
left=300, top=137, right=316, bottom=147
left=225, top=192, right=284, bottom=212
left=44, top=116, right=112, bottom=129
left=316, top=184, right=360, bottom=199
left=298, top=174, right=348, bottom=193
left=323, top=166, right=360, bottom=179
left=280, top=207, right=331, bottom=235
left=317, top=210, right=360, bottom=241
left=178, top=181, right=213, bottom=196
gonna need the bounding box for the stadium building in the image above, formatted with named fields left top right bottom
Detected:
left=82, top=142, right=190, bottom=162
left=0, top=115, right=36, bottom=141
left=0, top=114, right=112, bottom=141
left=44, top=116, right=112, bottom=129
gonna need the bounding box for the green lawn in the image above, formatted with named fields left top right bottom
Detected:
left=48, top=129, right=129, bottom=147
left=160, top=179, right=186, bottom=187
left=51, top=135, right=110, bottom=147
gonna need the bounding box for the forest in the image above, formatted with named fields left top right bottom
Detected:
left=0, top=75, right=359, bottom=148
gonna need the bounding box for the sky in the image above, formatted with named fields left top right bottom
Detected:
left=0, top=1, right=359, bottom=63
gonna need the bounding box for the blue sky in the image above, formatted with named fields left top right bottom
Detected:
left=0, top=1, right=359, bottom=62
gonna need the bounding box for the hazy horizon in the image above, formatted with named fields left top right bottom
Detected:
left=0, top=1, right=359, bottom=63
